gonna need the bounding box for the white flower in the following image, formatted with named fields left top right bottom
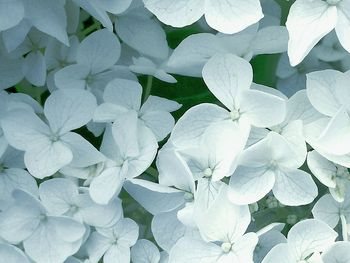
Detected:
left=308, top=150, right=350, bottom=202
left=171, top=53, right=286, bottom=148
left=45, top=36, right=80, bottom=91
left=0, top=190, right=86, bottom=263
left=262, top=219, right=338, bottom=263
left=228, top=132, right=318, bottom=206
left=286, top=0, right=350, bottom=66
left=39, top=178, right=123, bottom=228
left=143, top=0, right=263, bottom=34
left=93, top=78, right=181, bottom=141
left=84, top=218, right=139, bottom=263
left=115, top=9, right=176, bottom=83
left=1, top=89, right=100, bottom=178
left=247, top=89, right=312, bottom=166
left=89, top=124, right=157, bottom=204
left=312, top=190, right=350, bottom=240
left=305, top=69, right=350, bottom=157
left=169, top=185, right=258, bottom=263
left=54, top=29, right=128, bottom=101
left=0, top=144, right=38, bottom=210
left=0, top=0, right=68, bottom=45
left=167, top=25, right=288, bottom=78
left=254, top=223, right=287, bottom=263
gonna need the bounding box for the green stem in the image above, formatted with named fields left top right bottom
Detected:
left=143, top=75, right=153, bottom=103
left=340, top=214, right=348, bottom=241
left=82, top=22, right=101, bottom=36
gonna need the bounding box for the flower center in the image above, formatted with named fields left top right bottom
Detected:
left=183, top=192, right=194, bottom=202
left=221, top=242, right=232, bottom=253
left=49, top=133, right=60, bottom=142
left=86, top=74, right=94, bottom=85
left=269, top=160, right=278, bottom=171
left=203, top=167, right=213, bottom=177
left=230, top=109, right=240, bottom=121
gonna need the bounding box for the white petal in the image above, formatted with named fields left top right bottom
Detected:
left=281, top=120, right=307, bottom=166
left=239, top=89, right=286, bottom=127
left=287, top=219, right=338, bottom=259
left=23, top=216, right=85, bottom=263
left=123, top=179, right=184, bottom=215
left=285, top=89, right=323, bottom=125
left=99, top=218, right=139, bottom=246
left=152, top=210, right=196, bottom=252
left=307, top=151, right=337, bottom=188
left=73, top=0, right=112, bottom=29
left=143, top=0, right=204, bottom=28
left=0, top=0, right=24, bottom=31
left=306, top=69, right=344, bottom=116
left=273, top=168, right=317, bottom=206
left=22, top=51, right=46, bottom=86
left=322, top=241, right=350, bottom=263
left=39, top=178, right=78, bottom=215
left=93, top=103, right=128, bottom=123
left=140, top=110, right=175, bottom=141
left=170, top=103, right=228, bottom=148
left=228, top=166, right=275, bottom=205
left=1, top=110, right=50, bottom=151
left=61, top=132, right=104, bottom=167
left=104, top=243, right=130, bottom=263
left=24, top=139, right=73, bottom=179
left=89, top=167, right=124, bottom=205
left=312, top=194, right=340, bottom=229
left=131, top=239, right=160, bottom=263
left=103, top=79, right=142, bottom=111
left=261, top=243, right=293, bottom=263
left=166, top=33, right=223, bottom=77
left=45, top=89, right=96, bottom=133
left=111, top=111, right=140, bottom=157
left=77, top=29, right=121, bottom=73
left=336, top=4, right=350, bottom=53
left=140, top=95, right=181, bottom=113
left=195, top=185, right=251, bottom=243
left=231, top=233, right=259, bottom=262
left=84, top=231, right=111, bottom=262
left=251, top=26, right=289, bottom=55
left=23, top=0, right=68, bottom=45
left=0, top=54, right=24, bottom=90
left=116, top=14, right=168, bottom=60
left=286, top=0, right=337, bottom=66
left=78, top=194, right=122, bottom=228
left=168, top=237, right=222, bottom=263
left=157, top=149, right=195, bottom=193
left=0, top=168, right=38, bottom=208
left=204, top=0, right=263, bottom=34
left=54, top=64, right=90, bottom=90
left=202, top=53, right=252, bottom=110
left=0, top=190, right=44, bottom=244
left=99, top=0, right=132, bottom=14
left=0, top=244, right=30, bottom=263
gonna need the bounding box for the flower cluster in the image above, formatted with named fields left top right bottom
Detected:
left=1, top=0, right=350, bottom=263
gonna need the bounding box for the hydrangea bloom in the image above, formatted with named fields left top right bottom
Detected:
left=1, top=1, right=350, bottom=262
